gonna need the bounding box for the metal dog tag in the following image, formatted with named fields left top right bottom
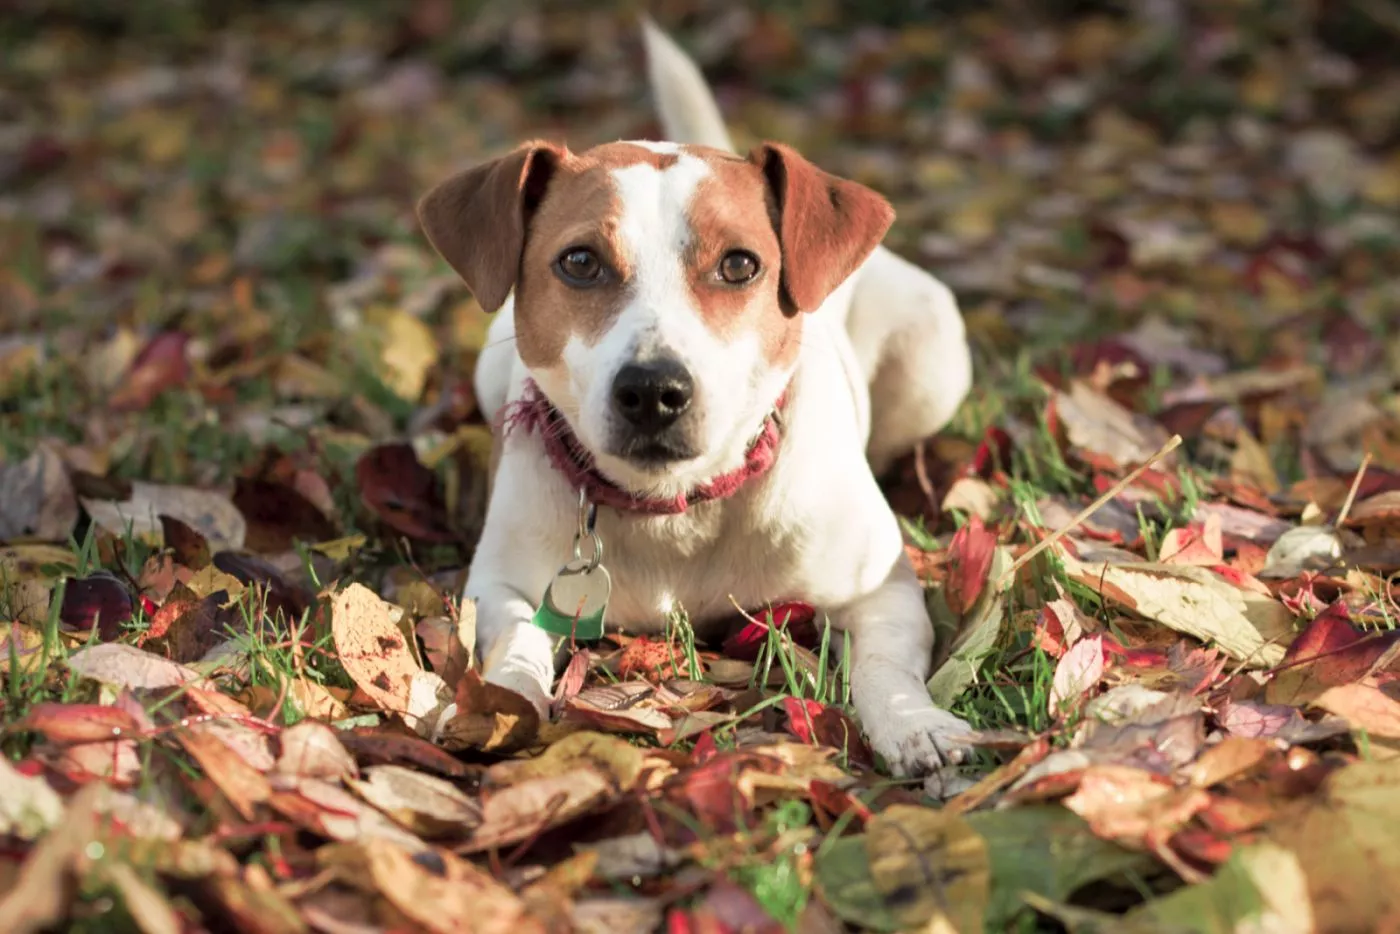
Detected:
left=532, top=561, right=611, bottom=640
left=531, top=490, right=610, bottom=641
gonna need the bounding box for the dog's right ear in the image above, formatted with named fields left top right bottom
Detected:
left=416, top=141, right=567, bottom=313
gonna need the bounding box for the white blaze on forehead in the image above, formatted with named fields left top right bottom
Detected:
left=606, top=152, right=710, bottom=355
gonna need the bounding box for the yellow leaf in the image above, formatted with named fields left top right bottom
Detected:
left=372, top=308, right=439, bottom=402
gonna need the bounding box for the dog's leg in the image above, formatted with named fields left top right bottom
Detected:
left=847, top=248, right=972, bottom=476
left=831, top=555, right=973, bottom=776
left=472, top=583, right=561, bottom=717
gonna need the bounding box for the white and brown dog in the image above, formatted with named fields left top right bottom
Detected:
left=417, top=22, right=975, bottom=781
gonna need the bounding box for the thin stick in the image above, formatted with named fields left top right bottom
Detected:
left=1334, top=451, right=1373, bottom=529
left=994, top=434, right=1183, bottom=590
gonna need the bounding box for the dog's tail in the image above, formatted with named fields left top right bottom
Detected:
left=640, top=16, right=737, bottom=153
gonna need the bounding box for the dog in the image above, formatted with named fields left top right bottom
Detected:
left=416, top=20, right=975, bottom=782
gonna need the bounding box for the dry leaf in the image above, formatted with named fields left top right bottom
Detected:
left=82, top=481, right=247, bottom=552
left=348, top=765, right=482, bottom=837
left=1061, top=553, right=1292, bottom=666
left=330, top=583, right=421, bottom=717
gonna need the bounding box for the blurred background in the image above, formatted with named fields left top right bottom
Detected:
left=3, top=0, right=1400, bottom=521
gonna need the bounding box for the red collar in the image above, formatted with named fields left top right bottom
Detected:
left=501, top=379, right=786, bottom=515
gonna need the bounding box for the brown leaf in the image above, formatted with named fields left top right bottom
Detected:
left=232, top=477, right=339, bottom=552
left=67, top=642, right=202, bottom=691
left=158, top=514, right=211, bottom=569
left=1061, top=553, right=1292, bottom=667
left=348, top=765, right=482, bottom=837
left=82, top=481, right=247, bottom=552
left=338, top=727, right=475, bottom=777
left=175, top=726, right=272, bottom=821
left=0, top=782, right=101, bottom=933
left=0, top=445, right=77, bottom=543
left=355, top=443, right=455, bottom=543
left=1063, top=764, right=1210, bottom=849
left=436, top=669, right=540, bottom=753
left=268, top=775, right=426, bottom=851
left=330, top=583, right=422, bottom=717
left=1053, top=380, right=1175, bottom=469
left=1312, top=682, right=1400, bottom=739
left=275, top=721, right=358, bottom=782
left=460, top=767, right=612, bottom=853
left=201, top=874, right=306, bottom=934
left=13, top=702, right=140, bottom=745
left=108, top=330, right=190, bottom=412
left=1267, top=602, right=1400, bottom=705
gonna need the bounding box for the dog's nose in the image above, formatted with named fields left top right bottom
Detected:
left=611, top=359, right=694, bottom=433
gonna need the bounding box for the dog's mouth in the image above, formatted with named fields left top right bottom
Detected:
left=611, top=432, right=701, bottom=468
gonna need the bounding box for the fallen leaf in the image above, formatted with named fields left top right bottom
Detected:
left=1054, top=380, right=1175, bottom=468
left=1266, top=601, right=1400, bottom=704
left=83, top=481, right=246, bottom=552
left=1264, top=758, right=1400, bottom=931
left=108, top=330, right=190, bottom=412
left=1061, top=553, right=1292, bottom=666
left=355, top=444, right=455, bottom=543
left=436, top=668, right=540, bottom=752
left=58, top=572, right=134, bottom=640
left=1312, top=682, right=1400, bottom=739
left=1157, top=514, right=1223, bottom=566
left=175, top=725, right=272, bottom=821
left=13, top=702, right=141, bottom=745
left=275, top=721, right=358, bottom=782
left=966, top=805, right=1156, bottom=931
left=0, top=756, right=65, bottom=839
left=0, top=445, right=77, bottom=542
left=0, top=782, right=101, bottom=933
left=1050, top=635, right=1105, bottom=715
left=348, top=765, right=482, bottom=837
left=330, top=583, right=421, bottom=717
left=928, top=545, right=1012, bottom=706
left=66, top=642, right=202, bottom=690
left=1063, top=764, right=1210, bottom=850
left=943, top=515, right=998, bottom=616
left=460, top=767, right=612, bottom=854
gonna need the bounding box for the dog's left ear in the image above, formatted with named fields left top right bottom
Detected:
left=750, top=141, right=895, bottom=314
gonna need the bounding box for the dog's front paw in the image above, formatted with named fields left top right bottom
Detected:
left=482, top=668, right=552, bottom=721
left=865, top=705, right=974, bottom=778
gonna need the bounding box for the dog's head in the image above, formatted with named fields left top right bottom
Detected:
left=418, top=140, right=892, bottom=498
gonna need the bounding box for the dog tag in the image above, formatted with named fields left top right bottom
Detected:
left=531, top=561, right=611, bottom=641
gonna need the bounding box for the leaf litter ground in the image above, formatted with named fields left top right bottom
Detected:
left=5, top=2, right=1400, bottom=932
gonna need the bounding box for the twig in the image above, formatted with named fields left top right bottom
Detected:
left=994, top=435, right=1183, bottom=591
left=1334, top=452, right=1373, bottom=529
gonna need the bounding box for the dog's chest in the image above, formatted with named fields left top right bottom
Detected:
left=593, top=505, right=801, bottom=633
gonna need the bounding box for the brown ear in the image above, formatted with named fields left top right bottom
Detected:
left=750, top=142, right=895, bottom=314
left=416, top=141, right=566, bottom=313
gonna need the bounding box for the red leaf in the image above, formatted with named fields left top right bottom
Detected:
left=619, top=637, right=689, bottom=681
left=59, top=573, right=134, bottom=641
left=944, top=516, right=997, bottom=616
left=1269, top=601, right=1400, bottom=703
left=109, top=331, right=190, bottom=412
left=780, top=697, right=874, bottom=770
left=968, top=425, right=1014, bottom=479
left=232, top=478, right=338, bottom=552
left=691, top=730, right=719, bottom=765
left=16, top=702, right=141, bottom=744
left=355, top=443, right=456, bottom=543
left=720, top=602, right=817, bottom=661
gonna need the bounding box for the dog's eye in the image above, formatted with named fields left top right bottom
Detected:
left=719, top=250, right=760, bottom=284
left=556, top=248, right=603, bottom=284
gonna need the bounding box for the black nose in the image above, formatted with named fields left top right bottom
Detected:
left=611, top=359, right=694, bottom=433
